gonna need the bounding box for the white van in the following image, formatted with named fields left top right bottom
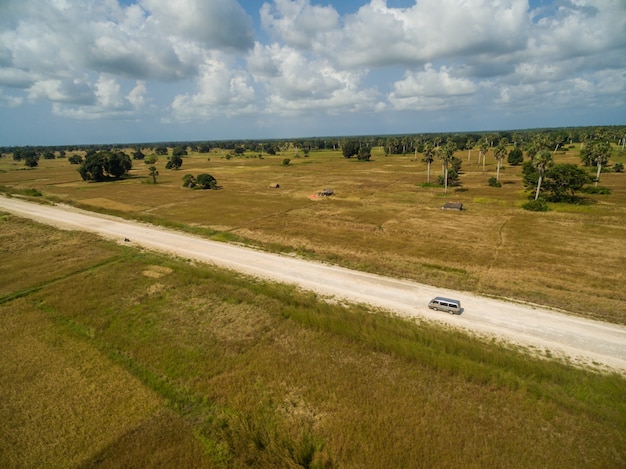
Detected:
left=428, top=297, right=462, bottom=315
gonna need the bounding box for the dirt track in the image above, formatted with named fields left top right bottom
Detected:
left=2, top=196, right=625, bottom=373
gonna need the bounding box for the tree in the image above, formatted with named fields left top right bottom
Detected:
left=148, top=165, right=159, bottom=184
left=465, top=138, right=474, bottom=163
left=68, top=154, right=83, bottom=165
left=342, top=140, right=359, bottom=158
left=357, top=147, right=371, bottom=161
left=532, top=150, right=554, bottom=200
left=78, top=151, right=131, bottom=181
left=173, top=146, right=188, bottom=158
left=132, top=149, right=145, bottom=160
left=438, top=140, right=457, bottom=194
left=494, top=138, right=508, bottom=182
left=543, top=164, right=592, bottom=202
left=196, top=173, right=217, bottom=189
left=478, top=138, right=489, bottom=172
left=155, top=146, right=168, bottom=155
left=24, top=155, right=39, bottom=167
left=166, top=155, right=183, bottom=169
left=580, top=141, right=611, bottom=187
left=507, top=148, right=523, bottom=166
left=421, top=141, right=435, bottom=183
left=78, top=152, right=106, bottom=181
left=104, top=151, right=132, bottom=179
left=182, top=174, right=196, bottom=188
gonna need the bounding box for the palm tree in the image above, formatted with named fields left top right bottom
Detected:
left=533, top=150, right=554, bottom=200
left=439, top=140, right=456, bottom=194
left=465, top=138, right=474, bottom=163
left=478, top=138, right=489, bottom=172
left=591, top=141, right=611, bottom=187
left=494, top=138, right=508, bottom=182
left=422, top=141, right=435, bottom=183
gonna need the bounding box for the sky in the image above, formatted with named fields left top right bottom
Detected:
left=0, top=0, right=624, bottom=146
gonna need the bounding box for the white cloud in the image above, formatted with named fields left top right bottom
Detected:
left=170, top=56, right=256, bottom=121
left=248, top=43, right=380, bottom=115
left=260, top=0, right=340, bottom=50
left=140, top=0, right=254, bottom=51
left=52, top=74, right=151, bottom=119
left=387, top=64, right=477, bottom=111
left=332, top=0, right=529, bottom=68
left=0, top=0, right=624, bottom=138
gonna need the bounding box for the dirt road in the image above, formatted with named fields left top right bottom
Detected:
left=2, top=196, right=625, bottom=373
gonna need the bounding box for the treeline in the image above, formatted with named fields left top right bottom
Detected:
left=2, top=125, right=625, bottom=159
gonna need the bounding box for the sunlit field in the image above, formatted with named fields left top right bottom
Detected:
left=1, top=216, right=624, bottom=467
left=1, top=143, right=625, bottom=323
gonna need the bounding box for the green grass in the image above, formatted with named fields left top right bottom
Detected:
left=1, top=216, right=624, bottom=467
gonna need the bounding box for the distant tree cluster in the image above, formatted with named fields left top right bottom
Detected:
left=182, top=173, right=218, bottom=189
left=78, top=150, right=132, bottom=181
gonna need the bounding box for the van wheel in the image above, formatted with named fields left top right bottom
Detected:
left=449, top=310, right=455, bottom=315
left=433, top=307, right=438, bottom=311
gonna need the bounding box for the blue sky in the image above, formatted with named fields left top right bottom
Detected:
left=0, top=0, right=624, bottom=146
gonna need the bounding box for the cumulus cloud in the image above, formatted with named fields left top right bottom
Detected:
left=260, top=0, right=340, bottom=50
left=52, top=75, right=152, bottom=119
left=248, top=43, right=380, bottom=115
left=0, top=0, right=255, bottom=120
left=141, top=0, right=254, bottom=51
left=330, top=0, right=529, bottom=68
left=170, top=55, right=256, bottom=121
left=0, top=0, right=624, bottom=135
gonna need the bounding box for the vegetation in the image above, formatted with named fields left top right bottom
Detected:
left=0, top=216, right=624, bottom=467
left=0, top=126, right=624, bottom=325
left=78, top=150, right=132, bottom=181
left=166, top=154, right=183, bottom=170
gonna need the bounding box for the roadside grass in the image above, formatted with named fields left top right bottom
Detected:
left=0, top=146, right=625, bottom=324
left=1, top=216, right=624, bottom=467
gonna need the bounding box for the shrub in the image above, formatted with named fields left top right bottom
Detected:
left=522, top=198, right=549, bottom=211
left=580, top=186, right=611, bottom=195
left=68, top=154, right=83, bottom=165
left=488, top=177, right=501, bottom=187
left=182, top=174, right=196, bottom=188
left=196, top=173, right=217, bottom=189
left=144, top=155, right=157, bottom=164
left=613, top=162, right=624, bottom=173
left=166, top=155, right=183, bottom=169
left=282, top=158, right=291, bottom=166
left=507, top=148, right=523, bottom=165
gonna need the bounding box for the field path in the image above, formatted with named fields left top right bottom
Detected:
left=2, top=196, right=625, bottom=373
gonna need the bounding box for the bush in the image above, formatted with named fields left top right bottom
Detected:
left=182, top=174, right=196, bottom=188
left=488, top=177, right=501, bottom=187
left=282, top=158, right=291, bottom=166
left=166, top=155, right=183, bottom=169
left=507, top=148, right=523, bottom=165
left=613, top=162, right=624, bottom=173
left=522, top=198, right=549, bottom=211
left=68, top=154, right=83, bottom=165
left=196, top=173, right=217, bottom=189
left=580, top=186, right=611, bottom=195
left=144, top=155, right=157, bottom=164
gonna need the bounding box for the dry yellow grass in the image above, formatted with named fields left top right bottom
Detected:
left=1, top=145, right=625, bottom=325
left=0, top=217, right=624, bottom=467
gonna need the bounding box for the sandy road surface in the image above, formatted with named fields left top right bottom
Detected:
left=2, top=196, right=625, bottom=373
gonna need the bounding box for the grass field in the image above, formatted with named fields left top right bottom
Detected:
left=1, top=144, right=625, bottom=323
left=1, top=216, right=625, bottom=467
